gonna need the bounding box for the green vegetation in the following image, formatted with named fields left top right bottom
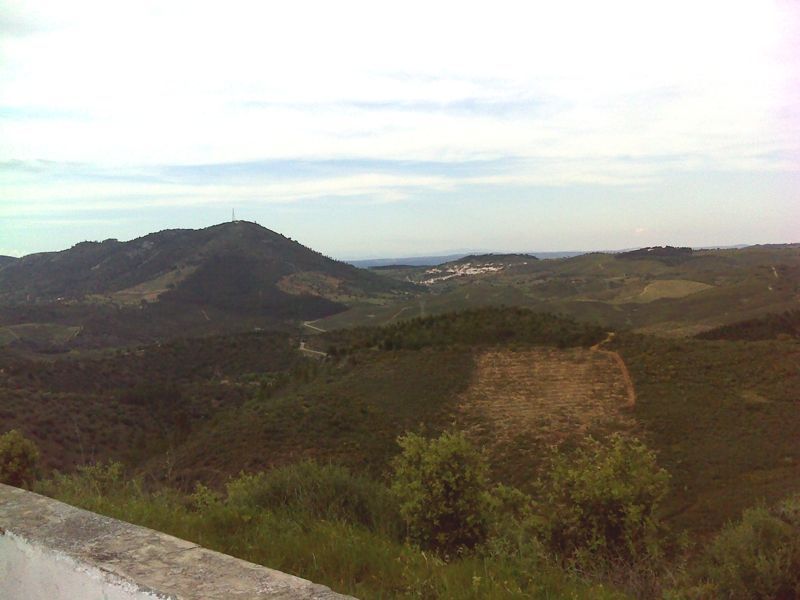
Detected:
left=691, top=495, right=800, bottom=598
left=34, top=426, right=800, bottom=598
left=615, top=246, right=695, bottom=266
left=0, top=330, right=302, bottom=473
left=537, top=434, right=670, bottom=567
left=323, top=306, right=606, bottom=353
left=316, top=244, right=800, bottom=338
left=0, top=429, right=40, bottom=487
left=38, top=453, right=622, bottom=599
left=392, top=431, right=491, bottom=554
left=0, top=221, right=415, bottom=350
left=614, top=334, right=800, bottom=534
left=3, top=261, right=800, bottom=599
left=225, top=461, right=399, bottom=536
left=535, top=434, right=674, bottom=598
left=697, top=308, right=800, bottom=341
left=170, top=349, right=474, bottom=483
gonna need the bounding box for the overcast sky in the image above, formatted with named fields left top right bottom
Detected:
left=1, top=0, right=798, bottom=259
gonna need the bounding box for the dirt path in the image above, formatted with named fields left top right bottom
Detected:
left=591, top=332, right=635, bottom=407
left=302, top=320, right=326, bottom=333
left=298, top=341, right=327, bottom=357
left=387, top=306, right=411, bottom=322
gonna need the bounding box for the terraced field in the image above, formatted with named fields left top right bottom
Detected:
left=459, top=347, right=636, bottom=446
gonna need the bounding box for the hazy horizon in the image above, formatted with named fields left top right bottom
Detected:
left=0, top=218, right=789, bottom=262
left=2, top=1, right=798, bottom=258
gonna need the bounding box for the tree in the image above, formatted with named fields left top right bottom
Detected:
left=537, top=433, right=670, bottom=566
left=0, top=429, right=40, bottom=488
left=391, top=431, right=491, bottom=554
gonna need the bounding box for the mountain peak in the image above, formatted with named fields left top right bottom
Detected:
left=0, top=222, right=412, bottom=309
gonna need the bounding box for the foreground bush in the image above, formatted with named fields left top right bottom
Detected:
left=391, top=431, right=492, bottom=554
left=0, top=429, right=40, bottom=487
left=225, top=461, right=400, bottom=536
left=537, top=433, right=670, bottom=568
left=690, top=494, right=800, bottom=599
left=38, top=459, right=621, bottom=599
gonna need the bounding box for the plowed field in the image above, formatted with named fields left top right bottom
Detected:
left=459, top=347, right=636, bottom=445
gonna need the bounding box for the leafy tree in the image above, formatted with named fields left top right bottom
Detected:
left=391, top=431, right=491, bottom=554
left=537, top=433, right=670, bottom=567
left=0, top=429, right=40, bottom=488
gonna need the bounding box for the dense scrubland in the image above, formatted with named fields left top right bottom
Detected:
left=2, top=305, right=800, bottom=598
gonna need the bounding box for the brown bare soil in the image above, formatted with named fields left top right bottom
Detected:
left=459, top=347, right=636, bottom=446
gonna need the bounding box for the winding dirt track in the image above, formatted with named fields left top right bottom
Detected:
left=459, top=344, right=636, bottom=445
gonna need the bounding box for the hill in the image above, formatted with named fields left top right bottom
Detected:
left=8, top=305, right=799, bottom=538
left=0, top=256, right=17, bottom=268
left=615, top=245, right=695, bottom=265
left=0, top=222, right=414, bottom=350
left=316, top=244, right=800, bottom=336
left=0, top=329, right=303, bottom=473
left=696, top=308, right=800, bottom=341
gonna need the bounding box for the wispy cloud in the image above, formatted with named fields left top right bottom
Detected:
left=1, top=0, right=798, bottom=255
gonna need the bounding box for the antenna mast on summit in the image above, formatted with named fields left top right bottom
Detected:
left=232, top=209, right=236, bottom=222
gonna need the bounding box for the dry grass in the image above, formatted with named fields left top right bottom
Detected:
left=458, top=347, right=636, bottom=447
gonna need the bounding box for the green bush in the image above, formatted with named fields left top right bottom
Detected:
left=391, top=431, right=491, bottom=555
left=225, top=461, right=400, bottom=536
left=0, top=429, right=40, bottom=487
left=536, top=433, right=670, bottom=567
left=693, top=495, right=800, bottom=599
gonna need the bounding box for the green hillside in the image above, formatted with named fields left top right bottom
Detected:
left=319, top=244, right=800, bottom=337
left=0, top=222, right=415, bottom=351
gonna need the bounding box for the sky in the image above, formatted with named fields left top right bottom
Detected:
left=1, top=0, right=798, bottom=259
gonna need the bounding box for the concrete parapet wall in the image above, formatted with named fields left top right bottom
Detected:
left=0, top=484, right=353, bottom=599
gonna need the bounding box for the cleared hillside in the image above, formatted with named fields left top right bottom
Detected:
left=459, top=347, right=635, bottom=444
left=457, top=346, right=636, bottom=485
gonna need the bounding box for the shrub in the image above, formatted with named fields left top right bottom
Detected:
left=391, top=431, right=491, bottom=555
left=694, top=495, right=800, bottom=599
left=0, top=429, right=40, bottom=487
left=36, top=461, right=127, bottom=504
left=536, top=433, right=670, bottom=568
left=225, top=461, right=400, bottom=536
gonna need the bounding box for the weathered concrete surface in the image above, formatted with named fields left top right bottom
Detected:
left=0, top=484, right=354, bottom=599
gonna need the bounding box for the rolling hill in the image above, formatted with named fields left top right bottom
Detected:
left=318, top=244, right=800, bottom=336
left=0, top=222, right=414, bottom=350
